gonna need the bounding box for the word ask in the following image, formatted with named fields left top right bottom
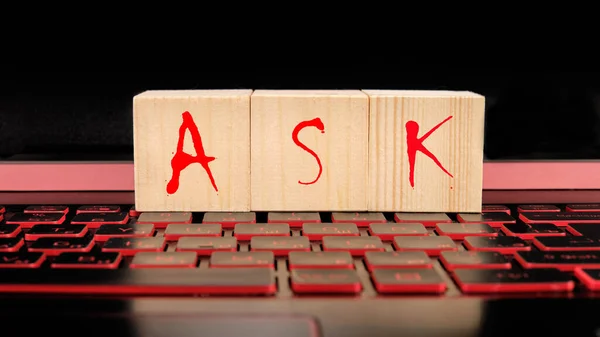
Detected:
left=166, top=112, right=453, bottom=194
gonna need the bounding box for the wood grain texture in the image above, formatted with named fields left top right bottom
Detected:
left=364, top=90, right=485, bottom=213
left=250, top=90, right=369, bottom=211
left=133, top=90, right=252, bottom=211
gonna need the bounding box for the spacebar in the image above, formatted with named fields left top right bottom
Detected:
left=0, top=268, right=276, bottom=295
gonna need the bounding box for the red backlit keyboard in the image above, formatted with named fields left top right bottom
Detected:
left=2, top=203, right=600, bottom=296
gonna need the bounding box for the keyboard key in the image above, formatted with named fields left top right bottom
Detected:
left=176, top=237, right=237, bottom=255
left=0, top=224, right=21, bottom=238
left=364, top=251, right=432, bottom=271
left=76, top=205, right=121, bottom=214
left=137, top=212, right=193, bottom=229
left=0, top=206, right=4, bottom=213
left=288, top=251, right=354, bottom=269
left=268, top=212, right=321, bottom=228
left=482, top=205, right=511, bottom=214
left=368, top=223, right=428, bottom=240
left=517, top=205, right=560, bottom=212
left=393, top=236, right=457, bottom=256
left=533, top=237, right=600, bottom=251
left=29, top=236, right=94, bottom=256
left=452, top=269, right=575, bottom=293
left=463, top=236, right=530, bottom=254
left=0, top=252, right=45, bottom=268
left=519, top=212, right=600, bottom=226
left=0, top=268, right=276, bottom=295
left=515, top=251, right=600, bottom=271
left=210, top=252, right=274, bottom=268
left=102, top=237, right=165, bottom=256
left=456, top=213, right=516, bottom=227
left=290, top=269, right=362, bottom=294
left=5, top=212, right=66, bottom=228
left=566, top=224, right=600, bottom=237
left=566, top=204, right=600, bottom=212
left=164, top=224, right=222, bottom=240
left=51, top=252, right=122, bottom=269
left=70, top=212, right=129, bottom=228
left=202, top=212, right=256, bottom=229
left=439, top=251, right=511, bottom=271
left=331, top=212, right=386, bottom=227
left=25, top=224, right=88, bottom=241
left=94, top=224, right=155, bottom=241
left=322, top=236, right=385, bottom=256
left=302, top=223, right=359, bottom=240
left=574, top=268, right=600, bottom=290
left=0, top=237, right=24, bottom=253
left=435, top=223, right=497, bottom=240
left=250, top=237, right=310, bottom=256
left=24, top=205, right=69, bottom=214
left=234, top=224, right=290, bottom=240
left=394, top=213, right=451, bottom=227
left=371, top=268, right=446, bottom=294
left=500, top=223, right=565, bottom=240
left=130, top=252, right=197, bottom=268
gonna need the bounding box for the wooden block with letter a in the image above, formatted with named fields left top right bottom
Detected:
left=363, top=90, right=485, bottom=213
left=250, top=90, right=369, bottom=211
left=133, top=90, right=252, bottom=211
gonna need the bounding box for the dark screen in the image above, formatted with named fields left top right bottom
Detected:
left=1, top=70, right=598, bottom=160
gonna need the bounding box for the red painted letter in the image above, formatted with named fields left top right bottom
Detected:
left=292, top=117, right=325, bottom=185
left=166, top=111, right=218, bottom=194
left=406, top=116, right=454, bottom=188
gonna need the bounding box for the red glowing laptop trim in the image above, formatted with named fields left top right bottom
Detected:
left=0, top=161, right=598, bottom=191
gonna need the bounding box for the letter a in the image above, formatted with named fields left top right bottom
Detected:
left=166, top=111, right=218, bottom=194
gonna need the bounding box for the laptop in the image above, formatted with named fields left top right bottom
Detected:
left=0, top=70, right=599, bottom=337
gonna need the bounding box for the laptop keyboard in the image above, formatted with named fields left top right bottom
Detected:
left=2, top=204, right=600, bottom=296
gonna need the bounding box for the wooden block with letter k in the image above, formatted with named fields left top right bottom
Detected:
left=133, top=90, right=252, bottom=211
left=363, top=90, right=485, bottom=213
left=250, top=90, right=369, bottom=211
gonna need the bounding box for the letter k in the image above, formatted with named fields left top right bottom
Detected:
left=406, top=116, right=454, bottom=188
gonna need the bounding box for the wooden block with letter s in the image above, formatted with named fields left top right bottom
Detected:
left=363, top=90, right=485, bottom=213
left=133, top=90, right=252, bottom=211
left=250, top=90, right=369, bottom=211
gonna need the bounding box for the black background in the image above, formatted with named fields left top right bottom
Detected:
left=1, top=70, right=598, bottom=160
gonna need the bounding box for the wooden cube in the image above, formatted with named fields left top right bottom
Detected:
left=363, top=90, right=485, bottom=213
left=250, top=90, right=369, bottom=211
left=133, top=90, right=252, bottom=211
